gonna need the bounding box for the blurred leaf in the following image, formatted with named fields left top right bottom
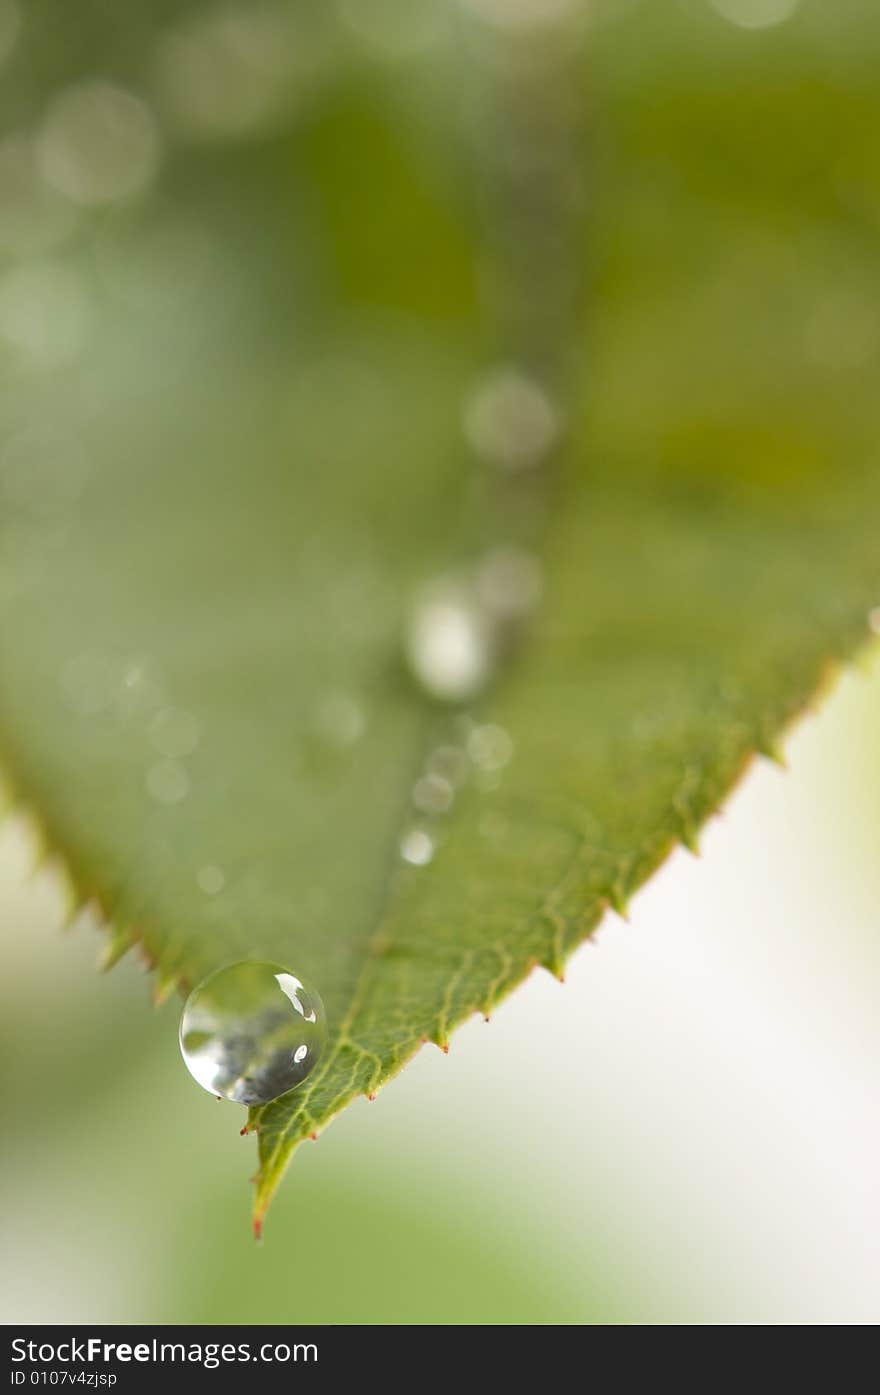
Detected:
left=2, top=0, right=880, bottom=1230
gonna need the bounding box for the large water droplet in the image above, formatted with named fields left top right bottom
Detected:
left=406, top=584, right=491, bottom=702
left=180, top=960, right=327, bottom=1105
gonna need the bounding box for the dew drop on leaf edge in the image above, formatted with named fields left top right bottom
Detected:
left=179, top=960, right=327, bottom=1105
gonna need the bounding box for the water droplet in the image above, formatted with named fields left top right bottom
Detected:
left=412, top=772, right=454, bottom=814
left=0, top=0, right=21, bottom=68
left=37, top=81, right=160, bottom=206
left=146, top=758, right=190, bottom=804
left=400, top=828, right=434, bottom=866
left=869, top=607, right=880, bottom=636
left=196, top=863, right=225, bottom=895
left=406, top=585, right=491, bottom=702
left=708, top=0, right=800, bottom=30
left=463, top=365, right=560, bottom=471
left=0, top=260, right=90, bottom=367
left=467, top=722, right=514, bottom=771
left=150, top=707, right=201, bottom=758
left=476, top=545, right=543, bottom=623
left=179, top=960, right=327, bottom=1105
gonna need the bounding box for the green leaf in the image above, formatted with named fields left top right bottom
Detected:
left=2, top=2, right=879, bottom=1231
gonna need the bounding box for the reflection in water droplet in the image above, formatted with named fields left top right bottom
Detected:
left=400, top=828, right=434, bottom=866
left=37, top=81, right=160, bottom=206
left=146, top=758, right=190, bottom=804
left=0, top=260, right=90, bottom=366
left=0, top=0, right=21, bottom=67
left=0, top=136, right=79, bottom=258
left=463, top=365, right=560, bottom=472
left=196, top=863, right=225, bottom=895
left=406, top=587, right=491, bottom=703
left=180, top=960, right=327, bottom=1104
left=413, top=772, right=453, bottom=814
left=476, top=545, right=543, bottom=623
left=467, top=723, right=514, bottom=771
left=150, top=706, right=200, bottom=758
left=709, top=0, right=800, bottom=29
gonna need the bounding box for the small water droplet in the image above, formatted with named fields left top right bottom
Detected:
left=467, top=722, right=514, bottom=771
left=37, top=80, right=160, bottom=206
left=400, top=828, right=434, bottom=866
left=463, top=365, right=560, bottom=471
left=476, top=545, right=543, bottom=623
left=406, top=586, right=491, bottom=702
left=150, top=706, right=201, bottom=758
left=146, top=758, right=190, bottom=804
left=412, top=772, right=454, bottom=814
left=196, top=863, right=225, bottom=895
left=179, top=961, right=327, bottom=1105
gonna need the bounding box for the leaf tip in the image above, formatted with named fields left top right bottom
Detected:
left=756, top=727, right=787, bottom=768
left=98, top=923, right=137, bottom=972
left=540, top=953, right=566, bottom=982
left=607, top=882, right=630, bottom=920
left=151, top=972, right=180, bottom=1007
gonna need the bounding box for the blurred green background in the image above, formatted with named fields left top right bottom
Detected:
left=3, top=662, right=879, bottom=1323
left=2, top=0, right=880, bottom=1327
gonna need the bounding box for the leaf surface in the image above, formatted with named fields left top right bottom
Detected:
left=1, top=2, right=879, bottom=1227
